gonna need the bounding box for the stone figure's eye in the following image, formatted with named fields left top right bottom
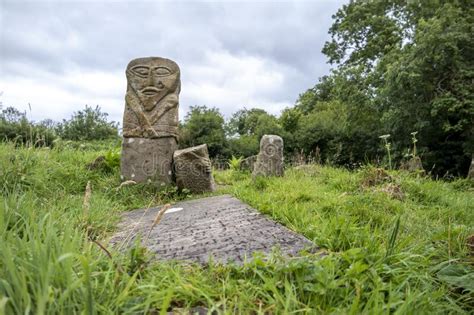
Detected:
left=131, top=66, right=150, bottom=77
left=154, top=66, right=172, bottom=76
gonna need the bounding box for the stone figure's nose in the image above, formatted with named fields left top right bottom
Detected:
left=146, top=70, right=155, bottom=86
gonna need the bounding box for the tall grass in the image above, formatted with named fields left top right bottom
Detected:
left=1, top=142, right=473, bottom=313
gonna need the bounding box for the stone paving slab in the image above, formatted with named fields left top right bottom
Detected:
left=110, top=195, right=316, bottom=264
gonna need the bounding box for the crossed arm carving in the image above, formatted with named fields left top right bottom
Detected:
left=124, top=92, right=178, bottom=138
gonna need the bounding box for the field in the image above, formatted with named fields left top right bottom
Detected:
left=1, top=142, right=473, bottom=314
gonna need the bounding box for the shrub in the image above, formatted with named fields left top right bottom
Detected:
left=0, top=107, right=57, bottom=146
left=56, top=105, right=118, bottom=141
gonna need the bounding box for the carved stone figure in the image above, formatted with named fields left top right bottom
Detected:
left=121, top=57, right=180, bottom=184
left=252, top=135, right=284, bottom=177
left=123, top=57, right=180, bottom=139
left=173, top=144, right=216, bottom=193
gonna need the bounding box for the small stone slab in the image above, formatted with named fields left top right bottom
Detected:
left=110, top=195, right=315, bottom=264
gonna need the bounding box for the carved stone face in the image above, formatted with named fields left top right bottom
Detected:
left=126, top=57, right=180, bottom=111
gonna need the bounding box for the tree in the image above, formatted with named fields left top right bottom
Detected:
left=227, top=108, right=271, bottom=136
left=57, top=105, right=118, bottom=141
left=225, top=108, right=283, bottom=157
left=381, top=3, right=474, bottom=175
left=227, top=135, right=259, bottom=158
left=179, top=105, right=227, bottom=158
left=299, top=0, right=474, bottom=175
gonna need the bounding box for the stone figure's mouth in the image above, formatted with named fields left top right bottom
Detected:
left=141, top=85, right=163, bottom=96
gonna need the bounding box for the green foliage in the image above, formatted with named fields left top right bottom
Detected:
left=227, top=108, right=270, bottom=136
left=436, top=263, right=474, bottom=294
left=380, top=2, right=474, bottom=175
left=0, top=146, right=38, bottom=194
left=225, top=108, right=283, bottom=157
left=227, top=155, right=243, bottom=171
left=87, top=149, right=121, bottom=174
left=217, top=164, right=474, bottom=312
left=104, top=149, right=121, bottom=170
left=288, top=67, right=383, bottom=165
left=0, top=106, right=57, bottom=146
left=227, top=156, right=247, bottom=182
left=0, top=105, right=119, bottom=147
left=227, top=135, right=259, bottom=158
left=385, top=215, right=401, bottom=259
left=290, top=0, right=474, bottom=176
left=284, top=99, right=375, bottom=165
left=56, top=105, right=118, bottom=141
left=179, top=105, right=227, bottom=158
left=252, top=176, right=268, bottom=191
left=253, top=114, right=282, bottom=141
left=1, top=143, right=473, bottom=313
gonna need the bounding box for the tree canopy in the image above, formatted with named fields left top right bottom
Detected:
left=179, top=105, right=227, bottom=158
left=284, top=0, right=474, bottom=176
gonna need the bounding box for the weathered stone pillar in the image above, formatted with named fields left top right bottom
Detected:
left=252, top=135, right=284, bottom=177
left=121, top=57, right=180, bottom=185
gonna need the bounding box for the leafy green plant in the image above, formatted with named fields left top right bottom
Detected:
left=104, top=149, right=120, bottom=170
left=160, top=184, right=191, bottom=200
left=227, top=155, right=244, bottom=171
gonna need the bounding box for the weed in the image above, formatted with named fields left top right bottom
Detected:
left=104, top=148, right=120, bottom=170
left=227, top=155, right=244, bottom=171
left=379, top=134, right=392, bottom=170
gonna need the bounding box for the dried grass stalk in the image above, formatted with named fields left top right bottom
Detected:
left=116, top=180, right=137, bottom=191
left=145, top=203, right=171, bottom=243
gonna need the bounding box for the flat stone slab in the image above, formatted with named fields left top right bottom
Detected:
left=110, top=195, right=315, bottom=264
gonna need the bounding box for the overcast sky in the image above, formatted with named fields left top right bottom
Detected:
left=0, top=0, right=345, bottom=124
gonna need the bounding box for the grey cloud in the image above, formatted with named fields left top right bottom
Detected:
left=1, top=0, right=345, bottom=121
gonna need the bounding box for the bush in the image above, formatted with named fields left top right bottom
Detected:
left=56, top=105, right=118, bottom=141
left=0, top=107, right=57, bottom=146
